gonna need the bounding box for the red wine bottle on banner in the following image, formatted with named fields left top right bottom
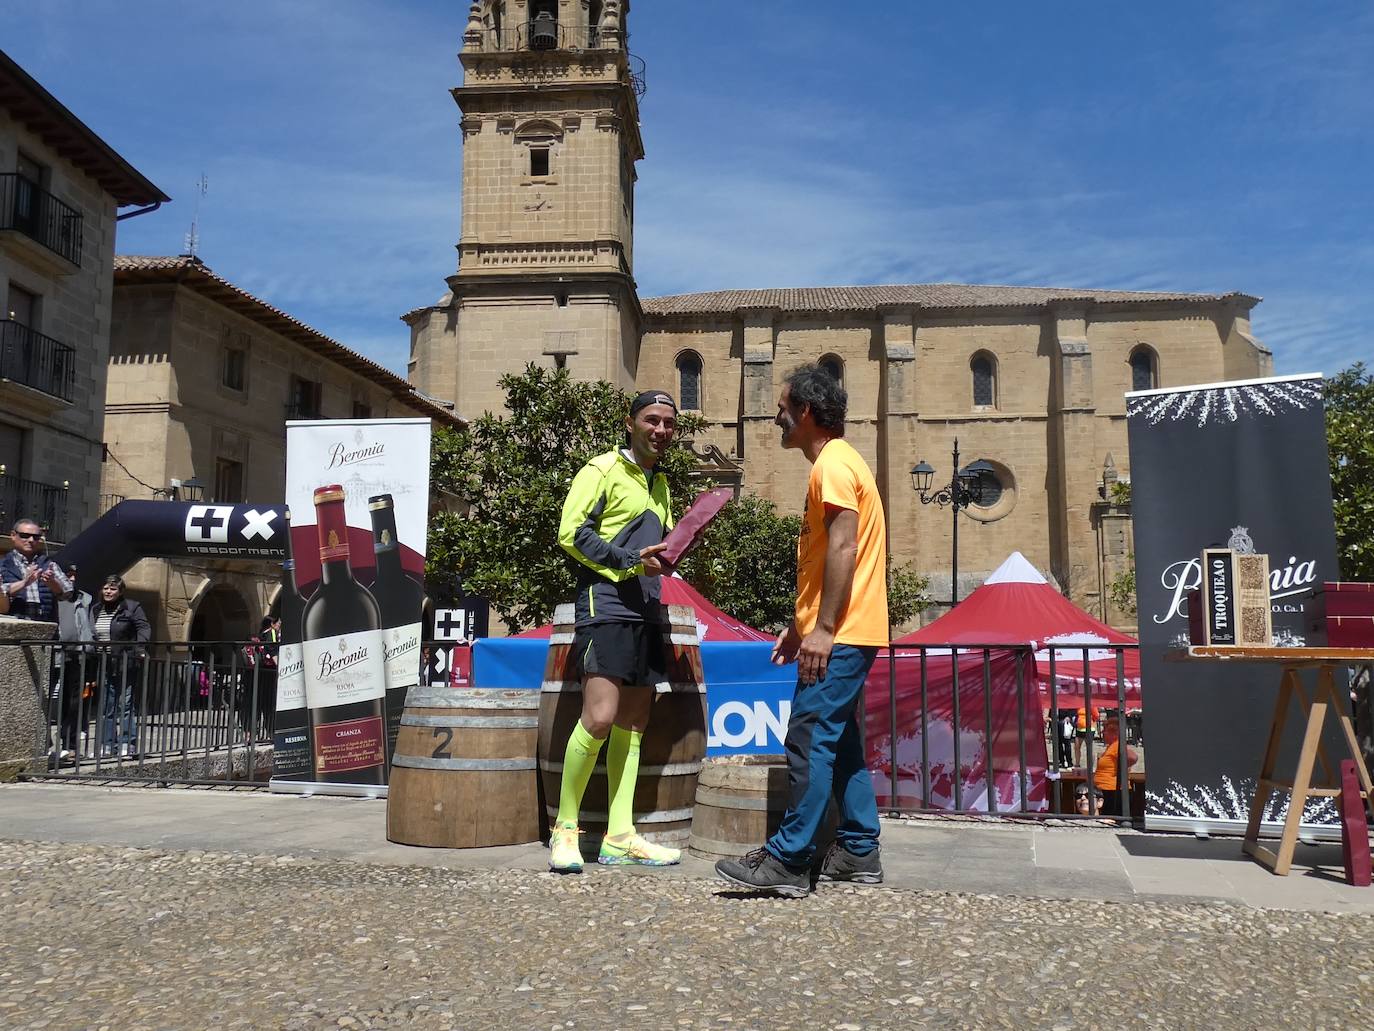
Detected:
left=368, top=493, right=424, bottom=763
left=271, top=508, right=312, bottom=781
left=302, top=485, right=387, bottom=785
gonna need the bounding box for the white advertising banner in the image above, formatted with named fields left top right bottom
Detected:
left=272, top=418, right=432, bottom=796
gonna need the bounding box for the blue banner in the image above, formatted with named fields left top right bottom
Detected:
left=471, top=638, right=795, bottom=756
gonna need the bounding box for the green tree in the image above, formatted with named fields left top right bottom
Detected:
left=426, top=365, right=703, bottom=631
left=1325, top=362, right=1374, bottom=581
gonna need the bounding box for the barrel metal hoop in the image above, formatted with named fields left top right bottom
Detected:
left=401, top=714, right=539, bottom=729
left=543, top=680, right=704, bottom=695
left=405, top=688, right=538, bottom=709
left=538, top=760, right=703, bottom=776
left=394, top=756, right=537, bottom=771
left=694, top=788, right=774, bottom=811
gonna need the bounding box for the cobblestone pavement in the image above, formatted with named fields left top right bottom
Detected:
left=2, top=841, right=1372, bottom=1030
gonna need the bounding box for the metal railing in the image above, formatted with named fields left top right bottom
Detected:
left=0, top=319, right=77, bottom=401
left=476, top=24, right=646, bottom=97
left=0, top=473, right=70, bottom=543
left=284, top=401, right=323, bottom=420
left=21, top=641, right=277, bottom=787
left=872, top=642, right=1142, bottom=823
left=17, top=639, right=467, bottom=788
left=0, top=173, right=83, bottom=266
left=99, top=493, right=127, bottom=514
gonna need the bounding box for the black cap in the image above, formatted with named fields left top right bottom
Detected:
left=629, top=390, right=677, bottom=418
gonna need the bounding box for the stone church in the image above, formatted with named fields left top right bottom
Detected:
left=404, top=0, right=1274, bottom=629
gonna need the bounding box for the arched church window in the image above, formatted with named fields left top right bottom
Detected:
left=971, top=352, right=998, bottom=408
left=819, top=354, right=844, bottom=387
left=1129, top=346, right=1158, bottom=392
left=677, top=351, right=703, bottom=411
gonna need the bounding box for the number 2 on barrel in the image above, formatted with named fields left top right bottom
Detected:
left=431, top=726, right=453, bottom=760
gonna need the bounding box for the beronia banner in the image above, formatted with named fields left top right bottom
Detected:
left=272, top=418, right=432, bottom=795
left=1126, top=374, right=1342, bottom=834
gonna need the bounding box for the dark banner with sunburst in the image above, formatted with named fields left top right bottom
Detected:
left=1126, top=373, right=1342, bottom=833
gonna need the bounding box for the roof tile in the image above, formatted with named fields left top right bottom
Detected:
left=641, top=283, right=1254, bottom=318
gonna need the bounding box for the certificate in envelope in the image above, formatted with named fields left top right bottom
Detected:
left=659, top=487, right=733, bottom=567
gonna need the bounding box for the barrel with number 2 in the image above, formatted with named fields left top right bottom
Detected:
left=386, top=686, right=542, bottom=848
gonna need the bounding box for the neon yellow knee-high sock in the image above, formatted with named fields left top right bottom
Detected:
left=556, top=720, right=605, bottom=827
left=604, top=725, right=642, bottom=839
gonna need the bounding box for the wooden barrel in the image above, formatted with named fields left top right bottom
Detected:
left=537, top=603, right=706, bottom=850
left=387, top=686, right=541, bottom=848
left=688, top=755, right=837, bottom=861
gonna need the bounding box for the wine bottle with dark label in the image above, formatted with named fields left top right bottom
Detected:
left=271, top=508, right=313, bottom=781
left=368, top=493, right=424, bottom=762
left=302, top=484, right=387, bottom=785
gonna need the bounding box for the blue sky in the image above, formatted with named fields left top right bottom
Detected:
left=9, top=1, right=1372, bottom=377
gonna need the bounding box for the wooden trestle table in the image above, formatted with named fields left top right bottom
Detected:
left=1167, top=646, right=1374, bottom=876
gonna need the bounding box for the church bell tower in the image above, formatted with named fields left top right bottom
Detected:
left=405, top=0, right=646, bottom=418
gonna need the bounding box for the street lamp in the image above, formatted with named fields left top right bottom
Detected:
left=910, top=439, right=995, bottom=608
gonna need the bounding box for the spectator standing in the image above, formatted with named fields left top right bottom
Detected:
left=89, top=575, right=151, bottom=757
left=50, top=564, right=94, bottom=762
left=1, top=519, right=70, bottom=622
left=240, top=616, right=280, bottom=740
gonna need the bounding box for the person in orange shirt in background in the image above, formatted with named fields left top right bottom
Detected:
left=1074, top=705, right=1100, bottom=767
left=1092, top=720, right=1139, bottom=816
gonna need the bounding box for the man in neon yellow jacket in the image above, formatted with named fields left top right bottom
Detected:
left=550, top=390, right=679, bottom=872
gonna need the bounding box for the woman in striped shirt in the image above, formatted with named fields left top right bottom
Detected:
left=90, top=575, right=151, bottom=758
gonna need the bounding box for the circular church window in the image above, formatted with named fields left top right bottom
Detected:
left=967, top=461, right=1016, bottom=523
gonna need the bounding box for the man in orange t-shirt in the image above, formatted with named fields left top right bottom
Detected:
left=716, top=363, right=889, bottom=898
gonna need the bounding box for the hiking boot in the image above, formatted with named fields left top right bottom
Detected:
left=598, top=832, right=681, bottom=867
left=714, top=847, right=810, bottom=898
left=816, top=842, right=883, bottom=885
left=549, top=823, right=584, bottom=873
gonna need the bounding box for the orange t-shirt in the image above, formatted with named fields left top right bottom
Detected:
left=1093, top=740, right=1121, bottom=791
left=795, top=438, right=889, bottom=647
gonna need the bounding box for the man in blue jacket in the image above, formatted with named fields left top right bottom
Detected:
left=1, top=519, right=70, bottom=622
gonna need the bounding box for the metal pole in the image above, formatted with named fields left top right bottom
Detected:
left=950, top=439, right=960, bottom=608
left=887, top=640, right=898, bottom=812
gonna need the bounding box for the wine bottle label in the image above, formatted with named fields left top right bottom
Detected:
left=313, top=716, right=385, bottom=775
left=383, top=622, right=422, bottom=691
left=277, top=643, right=306, bottom=711
left=303, top=630, right=387, bottom=708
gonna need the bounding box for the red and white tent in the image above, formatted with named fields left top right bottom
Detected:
left=515, top=575, right=772, bottom=642
left=894, top=552, right=1141, bottom=706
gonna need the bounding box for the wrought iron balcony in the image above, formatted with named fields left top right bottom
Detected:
left=0, top=173, right=83, bottom=267
left=0, top=320, right=77, bottom=402
left=0, top=472, right=70, bottom=543
left=284, top=402, right=323, bottom=420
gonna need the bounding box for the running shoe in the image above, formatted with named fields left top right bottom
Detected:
left=549, top=823, right=584, bottom=873
left=598, top=832, right=681, bottom=867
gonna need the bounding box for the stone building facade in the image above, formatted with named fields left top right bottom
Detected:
left=0, top=50, right=166, bottom=546
left=405, top=3, right=1274, bottom=630
left=404, top=0, right=643, bottom=420
left=105, top=256, right=464, bottom=642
